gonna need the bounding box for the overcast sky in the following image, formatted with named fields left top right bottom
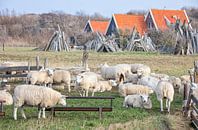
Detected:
left=0, top=0, right=197, bottom=17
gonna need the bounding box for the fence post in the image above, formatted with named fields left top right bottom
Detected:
left=36, top=56, right=40, bottom=70
left=194, top=61, right=198, bottom=83
left=28, top=62, right=30, bottom=72
left=44, top=58, right=48, bottom=69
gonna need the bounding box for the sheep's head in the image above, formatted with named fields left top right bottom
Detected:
left=76, top=75, right=84, bottom=86
left=140, top=94, right=149, bottom=103
left=58, top=95, right=67, bottom=106
left=169, top=76, right=181, bottom=89
left=109, top=80, right=117, bottom=87
left=47, top=69, right=54, bottom=76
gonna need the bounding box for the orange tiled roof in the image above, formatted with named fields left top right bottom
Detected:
left=113, top=14, right=147, bottom=35
left=89, top=20, right=109, bottom=34
left=151, top=9, right=189, bottom=30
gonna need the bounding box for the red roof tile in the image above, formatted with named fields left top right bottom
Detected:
left=89, top=20, right=109, bottom=34
left=151, top=9, right=189, bottom=30
left=114, top=14, right=147, bottom=35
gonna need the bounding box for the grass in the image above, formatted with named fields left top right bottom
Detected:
left=0, top=47, right=196, bottom=130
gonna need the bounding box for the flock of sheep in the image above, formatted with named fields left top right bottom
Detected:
left=0, top=62, right=195, bottom=120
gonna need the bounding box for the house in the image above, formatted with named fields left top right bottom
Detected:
left=84, top=20, right=109, bottom=34
left=145, top=9, right=190, bottom=30
left=106, top=14, right=147, bottom=36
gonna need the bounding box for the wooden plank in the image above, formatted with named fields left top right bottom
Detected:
left=46, top=107, right=112, bottom=112
left=0, top=74, right=27, bottom=78
left=191, top=95, right=198, bottom=105
left=191, top=112, right=198, bottom=129
left=192, top=104, right=198, bottom=114
left=66, top=96, right=115, bottom=100
left=0, top=66, right=42, bottom=72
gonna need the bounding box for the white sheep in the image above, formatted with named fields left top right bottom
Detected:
left=100, top=63, right=125, bottom=82
left=115, top=64, right=132, bottom=74
left=13, top=84, right=66, bottom=120
left=123, top=94, right=152, bottom=109
left=168, top=76, right=182, bottom=89
left=137, top=75, right=160, bottom=91
left=118, top=83, right=153, bottom=97
left=124, top=72, right=139, bottom=84
left=75, top=72, right=101, bottom=96
left=52, top=69, right=71, bottom=92
left=26, top=69, right=53, bottom=86
left=91, top=80, right=117, bottom=94
left=0, top=90, right=13, bottom=105
left=155, top=81, right=174, bottom=113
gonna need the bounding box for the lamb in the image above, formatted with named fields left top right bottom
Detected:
left=92, top=80, right=117, bottom=93
left=118, top=79, right=153, bottom=97
left=0, top=90, right=13, bottom=105
left=75, top=72, right=101, bottom=96
left=123, top=94, right=152, bottom=109
left=155, top=81, right=174, bottom=113
left=26, top=69, right=53, bottom=87
left=13, top=84, right=66, bottom=120
left=52, top=69, right=71, bottom=92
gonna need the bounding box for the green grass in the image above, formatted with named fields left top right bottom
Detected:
left=0, top=47, right=196, bottom=129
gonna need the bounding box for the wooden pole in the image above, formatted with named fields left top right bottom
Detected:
left=44, top=58, right=48, bottom=69
left=194, top=61, right=198, bottom=83
left=36, top=56, right=40, bottom=70
left=2, top=43, right=4, bottom=51
left=28, top=62, right=30, bottom=72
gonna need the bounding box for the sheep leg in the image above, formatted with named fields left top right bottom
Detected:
left=42, top=107, right=46, bottom=118
left=92, top=91, right=95, bottom=97
left=86, top=90, right=89, bottom=97
left=167, top=100, right=171, bottom=113
left=13, top=107, right=18, bottom=120
left=68, top=84, right=71, bottom=93
left=160, top=99, right=163, bottom=112
left=38, top=108, right=42, bottom=119
left=166, top=99, right=168, bottom=108
left=20, top=107, right=26, bottom=119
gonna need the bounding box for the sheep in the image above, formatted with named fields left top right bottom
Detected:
left=92, top=80, right=117, bottom=94
left=137, top=75, right=160, bottom=91
left=118, top=83, right=153, bottom=97
left=123, top=94, right=152, bottom=109
left=168, top=76, right=182, bottom=89
left=13, top=84, right=66, bottom=120
left=75, top=72, right=101, bottom=96
left=115, top=64, right=132, bottom=75
left=180, top=75, right=191, bottom=84
left=0, top=90, right=13, bottom=105
left=124, top=72, right=139, bottom=84
left=131, top=64, right=151, bottom=76
left=52, top=69, right=71, bottom=92
left=26, top=69, right=53, bottom=87
left=100, top=63, right=125, bottom=82
left=155, top=81, right=174, bottom=113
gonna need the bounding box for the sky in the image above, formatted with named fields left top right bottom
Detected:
left=0, top=0, right=198, bottom=17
